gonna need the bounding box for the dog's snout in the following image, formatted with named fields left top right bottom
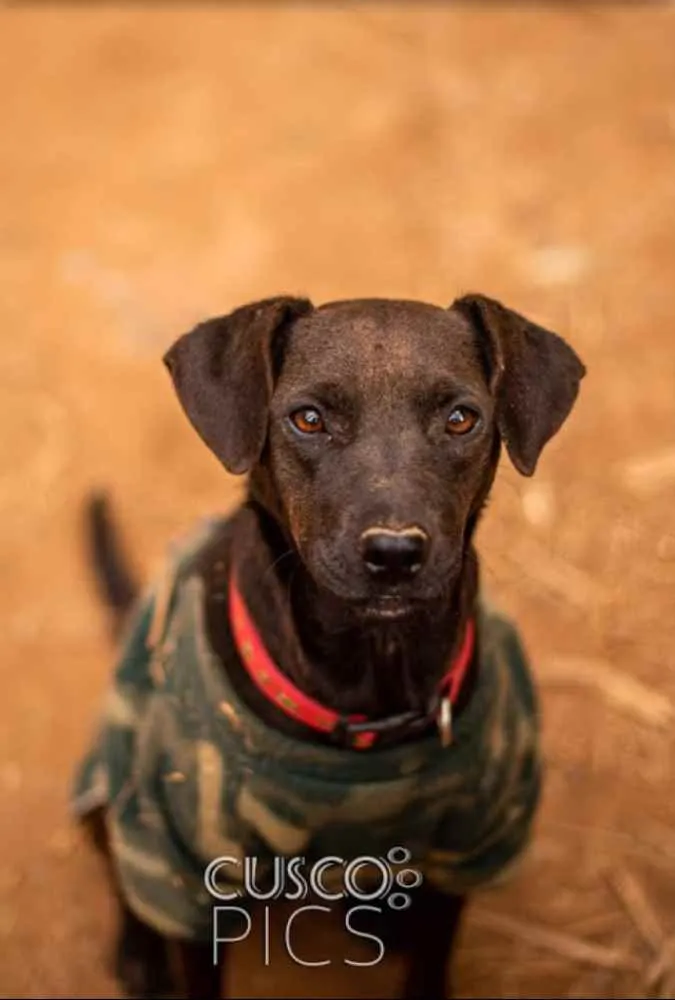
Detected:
left=361, top=527, right=429, bottom=582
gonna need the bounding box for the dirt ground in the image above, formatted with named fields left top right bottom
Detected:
left=2, top=4, right=675, bottom=998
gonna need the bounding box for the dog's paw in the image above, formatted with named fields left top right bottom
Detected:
left=114, top=928, right=178, bottom=998
left=402, top=984, right=447, bottom=999
left=115, top=956, right=178, bottom=999
left=402, top=970, right=448, bottom=999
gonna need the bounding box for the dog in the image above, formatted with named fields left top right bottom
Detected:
left=72, top=293, right=585, bottom=999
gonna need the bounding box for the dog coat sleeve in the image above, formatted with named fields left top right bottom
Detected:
left=71, top=585, right=159, bottom=821
left=72, top=523, right=249, bottom=942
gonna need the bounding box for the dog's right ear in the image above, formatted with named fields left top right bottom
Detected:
left=163, top=296, right=313, bottom=475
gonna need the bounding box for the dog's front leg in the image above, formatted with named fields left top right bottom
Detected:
left=178, top=938, right=223, bottom=1000
left=402, top=886, right=466, bottom=999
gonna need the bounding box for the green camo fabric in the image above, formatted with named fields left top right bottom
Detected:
left=71, top=516, right=542, bottom=941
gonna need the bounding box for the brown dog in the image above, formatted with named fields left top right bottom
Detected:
left=73, top=294, right=585, bottom=999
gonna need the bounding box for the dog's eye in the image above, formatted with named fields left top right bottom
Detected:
left=446, top=406, right=479, bottom=436
left=289, top=407, right=326, bottom=435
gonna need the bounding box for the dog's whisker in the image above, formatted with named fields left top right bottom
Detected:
left=259, top=547, right=296, bottom=584
left=285, top=563, right=300, bottom=607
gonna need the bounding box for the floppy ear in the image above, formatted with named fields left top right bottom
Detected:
left=163, top=296, right=313, bottom=475
left=452, top=293, right=586, bottom=476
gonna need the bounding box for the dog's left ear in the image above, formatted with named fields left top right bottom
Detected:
left=452, top=293, right=586, bottom=476
left=163, top=296, right=314, bottom=475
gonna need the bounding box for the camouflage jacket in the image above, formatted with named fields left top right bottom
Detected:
left=71, top=516, right=542, bottom=941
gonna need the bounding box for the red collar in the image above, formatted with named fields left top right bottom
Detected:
left=228, top=575, right=475, bottom=750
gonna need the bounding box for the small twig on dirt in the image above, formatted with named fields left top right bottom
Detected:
left=645, top=936, right=675, bottom=997
left=566, top=910, right=622, bottom=940
left=541, top=656, right=675, bottom=729
left=619, top=447, right=675, bottom=495
left=471, top=909, right=642, bottom=971
left=646, top=950, right=670, bottom=988
left=608, top=869, right=675, bottom=998
left=565, top=933, right=633, bottom=998
left=608, top=868, right=666, bottom=953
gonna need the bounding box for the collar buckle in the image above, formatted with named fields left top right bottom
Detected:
left=333, top=703, right=439, bottom=750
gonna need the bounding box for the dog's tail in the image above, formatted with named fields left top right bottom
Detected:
left=85, top=490, right=139, bottom=640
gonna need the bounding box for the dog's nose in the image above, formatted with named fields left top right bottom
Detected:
left=361, top=528, right=429, bottom=581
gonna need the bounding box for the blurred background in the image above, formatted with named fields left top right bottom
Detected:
left=2, top=3, right=675, bottom=997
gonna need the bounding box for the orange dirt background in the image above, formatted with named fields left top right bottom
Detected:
left=2, top=5, right=675, bottom=998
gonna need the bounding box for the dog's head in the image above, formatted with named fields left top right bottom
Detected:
left=164, top=294, right=585, bottom=620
